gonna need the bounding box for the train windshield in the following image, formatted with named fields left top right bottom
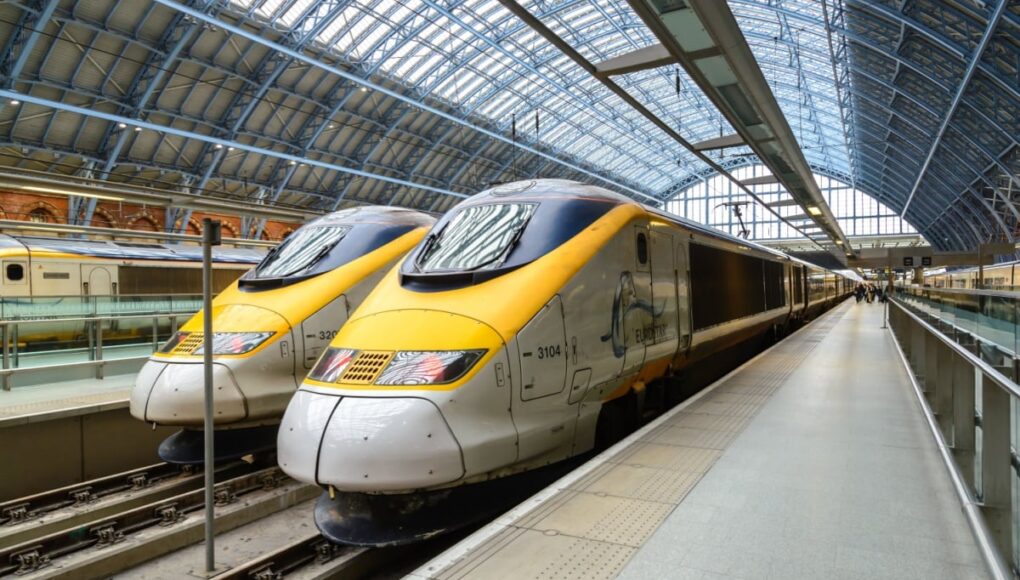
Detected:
left=417, top=203, right=536, bottom=272
left=252, top=226, right=351, bottom=278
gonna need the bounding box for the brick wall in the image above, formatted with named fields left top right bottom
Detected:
left=0, top=192, right=301, bottom=241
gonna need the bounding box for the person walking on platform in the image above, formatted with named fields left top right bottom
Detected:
left=854, top=283, right=865, bottom=303
left=866, top=283, right=875, bottom=304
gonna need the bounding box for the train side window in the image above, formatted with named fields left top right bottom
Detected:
left=636, top=233, right=648, bottom=265
left=5, top=263, right=24, bottom=281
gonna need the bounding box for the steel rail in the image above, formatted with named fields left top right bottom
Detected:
left=0, top=466, right=288, bottom=577
left=0, top=460, right=254, bottom=548
left=210, top=533, right=365, bottom=579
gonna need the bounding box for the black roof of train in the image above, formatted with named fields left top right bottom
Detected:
left=474, top=179, right=833, bottom=272
left=0, top=233, right=264, bottom=263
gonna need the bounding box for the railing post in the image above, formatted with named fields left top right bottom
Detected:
left=1, top=324, right=8, bottom=372
left=925, top=332, right=939, bottom=397
left=979, top=374, right=1013, bottom=563
left=911, top=317, right=926, bottom=381
left=87, top=319, right=96, bottom=362
left=95, top=321, right=104, bottom=380
left=952, top=351, right=977, bottom=489
left=935, top=341, right=954, bottom=434
left=11, top=323, right=18, bottom=368
left=152, top=316, right=159, bottom=352
left=1, top=324, right=9, bottom=391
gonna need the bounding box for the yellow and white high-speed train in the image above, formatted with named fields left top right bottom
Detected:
left=0, top=234, right=261, bottom=350
left=277, top=179, right=850, bottom=544
left=130, top=207, right=434, bottom=463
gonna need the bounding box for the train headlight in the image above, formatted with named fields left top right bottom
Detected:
left=375, top=350, right=485, bottom=386
left=193, top=332, right=275, bottom=355
left=308, top=347, right=359, bottom=382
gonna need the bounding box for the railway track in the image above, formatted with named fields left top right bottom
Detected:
left=0, top=460, right=257, bottom=548
left=0, top=466, right=317, bottom=578
left=209, top=526, right=479, bottom=579
left=211, top=533, right=370, bottom=579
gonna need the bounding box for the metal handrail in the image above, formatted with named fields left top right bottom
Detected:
left=897, top=284, right=1020, bottom=301
left=886, top=316, right=1012, bottom=580
left=0, top=311, right=186, bottom=389
left=892, top=299, right=1020, bottom=399
left=0, top=293, right=203, bottom=320
left=0, top=312, right=195, bottom=327
left=887, top=296, right=1019, bottom=578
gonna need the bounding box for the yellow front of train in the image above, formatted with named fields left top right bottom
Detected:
left=277, top=180, right=644, bottom=545
left=130, top=207, right=434, bottom=463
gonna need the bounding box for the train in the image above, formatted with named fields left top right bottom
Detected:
left=0, top=233, right=262, bottom=350
left=925, top=261, right=1020, bottom=290
left=129, top=207, right=435, bottom=463
left=276, top=179, right=852, bottom=545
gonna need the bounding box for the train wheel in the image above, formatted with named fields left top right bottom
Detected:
left=594, top=393, right=638, bottom=451
left=664, top=373, right=688, bottom=408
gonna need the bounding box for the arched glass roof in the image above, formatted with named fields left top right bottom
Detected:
left=666, top=163, right=915, bottom=240
left=0, top=0, right=1014, bottom=251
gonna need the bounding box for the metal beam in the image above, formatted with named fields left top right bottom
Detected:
left=900, top=0, right=1009, bottom=216
left=627, top=0, right=851, bottom=255
left=494, top=0, right=837, bottom=257
left=3, top=0, right=60, bottom=83
left=693, top=133, right=745, bottom=151
left=151, top=0, right=657, bottom=205
left=594, top=43, right=674, bottom=77
left=0, top=89, right=467, bottom=202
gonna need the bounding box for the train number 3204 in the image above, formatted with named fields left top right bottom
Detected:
left=536, top=344, right=562, bottom=359
left=318, top=330, right=338, bottom=340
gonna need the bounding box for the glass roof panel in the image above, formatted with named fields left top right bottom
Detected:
left=223, top=0, right=880, bottom=235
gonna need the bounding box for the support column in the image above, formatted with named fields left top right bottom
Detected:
left=979, top=375, right=1012, bottom=560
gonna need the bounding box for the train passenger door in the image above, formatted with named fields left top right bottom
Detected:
left=514, top=295, right=572, bottom=461
left=646, top=230, right=678, bottom=361
left=622, top=226, right=652, bottom=375
left=81, top=265, right=115, bottom=296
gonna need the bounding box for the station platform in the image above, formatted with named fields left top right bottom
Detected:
left=413, top=300, right=988, bottom=579
left=0, top=373, right=132, bottom=425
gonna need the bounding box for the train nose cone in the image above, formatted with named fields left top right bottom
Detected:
left=278, top=390, right=465, bottom=492
left=130, top=359, right=167, bottom=421
left=136, top=361, right=247, bottom=425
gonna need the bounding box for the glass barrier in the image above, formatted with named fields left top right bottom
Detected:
left=895, top=285, right=1020, bottom=358
left=887, top=297, right=1017, bottom=577
left=0, top=296, right=203, bottom=382
left=0, top=294, right=202, bottom=320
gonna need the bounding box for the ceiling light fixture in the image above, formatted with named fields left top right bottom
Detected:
left=807, top=206, right=822, bottom=216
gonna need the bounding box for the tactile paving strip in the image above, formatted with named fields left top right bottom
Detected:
left=415, top=302, right=852, bottom=580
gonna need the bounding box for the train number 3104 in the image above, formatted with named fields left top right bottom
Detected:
left=536, top=344, right=562, bottom=359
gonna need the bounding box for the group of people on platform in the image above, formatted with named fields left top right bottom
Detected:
left=854, top=282, right=886, bottom=304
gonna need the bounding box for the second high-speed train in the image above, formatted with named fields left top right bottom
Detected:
left=130, top=207, right=434, bottom=462
left=277, top=179, right=851, bottom=544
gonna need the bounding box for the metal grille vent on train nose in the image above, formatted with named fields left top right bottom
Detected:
left=172, top=333, right=204, bottom=355
left=339, top=351, right=394, bottom=384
